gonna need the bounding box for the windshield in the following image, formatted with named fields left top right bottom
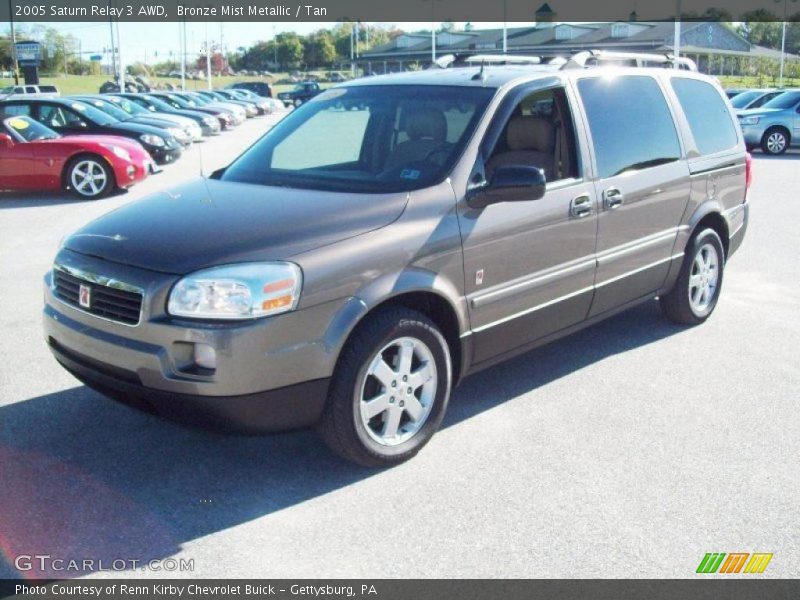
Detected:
left=141, top=95, right=175, bottom=112
left=222, top=85, right=495, bottom=193
left=77, top=98, right=130, bottom=121
left=160, top=94, right=192, bottom=109
left=730, top=90, right=763, bottom=109
left=4, top=116, right=60, bottom=141
left=761, top=91, right=800, bottom=109
left=107, top=96, right=149, bottom=115
left=0, top=86, right=14, bottom=95
left=64, top=101, right=116, bottom=125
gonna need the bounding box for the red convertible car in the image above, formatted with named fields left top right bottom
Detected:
left=0, top=115, right=153, bottom=199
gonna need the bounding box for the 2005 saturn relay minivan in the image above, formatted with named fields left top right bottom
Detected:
left=44, top=55, right=751, bottom=466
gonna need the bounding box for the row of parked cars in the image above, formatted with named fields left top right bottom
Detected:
left=0, top=85, right=284, bottom=199
left=726, top=87, right=800, bottom=155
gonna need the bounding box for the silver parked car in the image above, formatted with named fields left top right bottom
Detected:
left=729, top=88, right=783, bottom=111
left=737, top=89, right=800, bottom=154
left=44, top=59, right=750, bottom=466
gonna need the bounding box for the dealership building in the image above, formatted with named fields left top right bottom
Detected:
left=358, top=15, right=796, bottom=75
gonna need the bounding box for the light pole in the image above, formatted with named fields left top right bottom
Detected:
left=9, top=0, right=20, bottom=84
left=423, top=0, right=440, bottom=62
left=673, top=0, right=681, bottom=68
left=776, top=0, right=799, bottom=87
left=503, top=0, right=507, bottom=54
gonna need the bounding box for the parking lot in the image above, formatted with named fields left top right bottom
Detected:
left=0, top=111, right=797, bottom=579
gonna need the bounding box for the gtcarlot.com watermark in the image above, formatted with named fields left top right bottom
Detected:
left=14, top=554, right=195, bottom=574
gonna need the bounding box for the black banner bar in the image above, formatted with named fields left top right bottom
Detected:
left=1, top=0, right=799, bottom=22
left=2, top=580, right=800, bottom=600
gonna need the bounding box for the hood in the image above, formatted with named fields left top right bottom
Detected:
left=63, top=178, right=409, bottom=274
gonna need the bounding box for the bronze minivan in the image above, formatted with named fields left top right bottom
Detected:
left=44, top=61, right=751, bottom=466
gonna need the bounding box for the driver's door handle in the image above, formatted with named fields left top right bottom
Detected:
left=570, top=193, right=593, bottom=218
left=603, top=187, right=624, bottom=210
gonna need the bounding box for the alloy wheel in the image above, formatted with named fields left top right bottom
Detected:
left=70, top=160, right=108, bottom=198
left=688, top=243, right=719, bottom=314
left=766, top=131, right=787, bottom=154
left=358, top=336, right=437, bottom=446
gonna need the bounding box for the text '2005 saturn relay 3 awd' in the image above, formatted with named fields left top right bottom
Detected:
left=44, top=56, right=751, bottom=466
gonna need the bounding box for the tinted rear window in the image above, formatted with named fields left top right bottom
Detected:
left=577, top=75, right=681, bottom=178
left=671, top=78, right=738, bottom=155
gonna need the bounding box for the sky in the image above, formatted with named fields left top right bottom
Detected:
left=10, top=21, right=508, bottom=65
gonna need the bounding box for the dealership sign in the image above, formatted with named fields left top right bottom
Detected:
left=14, top=41, right=41, bottom=67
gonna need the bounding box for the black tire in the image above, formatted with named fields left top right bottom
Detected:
left=64, top=154, right=115, bottom=199
left=761, top=127, right=789, bottom=155
left=660, top=228, right=725, bottom=325
left=318, top=306, right=452, bottom=467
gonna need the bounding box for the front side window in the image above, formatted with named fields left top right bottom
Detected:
left=671, top=78, right=738, bottom=155
left=730, top=90, right=762, bottom=109
left=485, top=86, right=579, bottom=182
left=223, top=85, right=494, bottom=193
left=577, top=75, right=681, bottom=179
left=761, top=91, right=800, bottom=110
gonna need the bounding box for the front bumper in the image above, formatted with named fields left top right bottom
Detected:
left=739, top=124, right=767, bottom=149
left=43, top=250, right=346, bottom=432
left=50, top=336, right=328, bottom=432
left=148, top=143, right=183, bottom=165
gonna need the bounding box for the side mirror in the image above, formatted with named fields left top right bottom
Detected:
left=467, top=165, right=547, bottom=209
left=0, top=133, right=14, bottom=148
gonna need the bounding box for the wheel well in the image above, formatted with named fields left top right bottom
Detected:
left=366, top=292, right=463, bottom=383
left=695, top=212, right=729, bottom=259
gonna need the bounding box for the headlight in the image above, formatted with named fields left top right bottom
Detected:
left=140, top=133, right=165, bottom=147
left=101, top=143, right=131, bottom=161
left=167, top=262, right=302, bottom=320
left=203, top=116, right=216, bottom=126
left=739, top=116, right=760, bottom=125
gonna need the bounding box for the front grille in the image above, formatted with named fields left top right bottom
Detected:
left=53, top=268, right=143, bottom=326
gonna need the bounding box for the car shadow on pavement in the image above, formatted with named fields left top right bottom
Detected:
left=0, top=188, right=129, bottom=209
left=0, top=299, right=685, bottom=580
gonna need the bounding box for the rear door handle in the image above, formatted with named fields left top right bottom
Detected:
left=570, top=193, right=593, bottom=218
left=603, top=187, right=624, bottom=210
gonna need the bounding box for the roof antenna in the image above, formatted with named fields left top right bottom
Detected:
left=471, top=60, right=486, bottom=81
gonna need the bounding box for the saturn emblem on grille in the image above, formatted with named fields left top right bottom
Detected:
left=78, top=284, right=91, bottom=308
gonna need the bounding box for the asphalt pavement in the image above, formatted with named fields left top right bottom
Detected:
left=0, top=114, right=797, bottom=579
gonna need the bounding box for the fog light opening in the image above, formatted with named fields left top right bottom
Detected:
left=193, top=343, right=217, bottom=370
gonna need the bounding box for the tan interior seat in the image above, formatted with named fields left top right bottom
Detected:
left=385, top=107, right=448, bottom=171
left=486, top=115, right=555, bottom=179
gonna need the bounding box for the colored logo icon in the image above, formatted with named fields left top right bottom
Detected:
left=696, top=553, right=773, bottom=574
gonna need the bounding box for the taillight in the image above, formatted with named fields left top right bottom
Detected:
left=745, top=152, right=753, bottom=191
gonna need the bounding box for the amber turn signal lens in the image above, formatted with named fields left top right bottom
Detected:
left=262, top=295, right=293, bottom=311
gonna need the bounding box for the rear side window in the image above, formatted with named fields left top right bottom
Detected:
left=671, top=78, right=738, bottom=155
left=577, top=76, right=681, bottom=178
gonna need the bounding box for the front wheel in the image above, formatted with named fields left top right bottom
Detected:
left=319, top=307, right=452, bottom=467
left=65, top=156, right=114, bottom=199
left=660, top=228, right=725, bottom=325
left=761, top=127, right=789, bottom=155
left=293, top=98, right=303, bottom=108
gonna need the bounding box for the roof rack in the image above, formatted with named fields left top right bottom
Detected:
left=560, top=50, right=698, bottom=71
left=430, top=50, right=697, bottom=72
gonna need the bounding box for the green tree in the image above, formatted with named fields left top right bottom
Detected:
left=304, top=30, right=336, bottom=67
left=275, top=32, right=303, bottom=69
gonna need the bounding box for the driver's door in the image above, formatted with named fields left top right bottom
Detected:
left=458, top=84, right=599, bottom=364
left=0, top=113, right=37, bottom=189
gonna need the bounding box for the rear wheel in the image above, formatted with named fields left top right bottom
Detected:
left=319, top=307, right=452, bottom=467
left=65, top=156, right=114, bottom=199
left=761, top=127, right=789, bottom=155
left=660, top=228, right=725, bottom=325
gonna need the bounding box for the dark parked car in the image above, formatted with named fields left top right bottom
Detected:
left=229, top=81, right=273, bottom=98
left=44, top=61, right=750, bottom=466
left=729, top=89, right=783, bottom=111
left=277, top=81, right=323, bottom=107
left=111, top=93, right=222, bottom=136
left=70, top=95, right=196, bottom=147
left=0, top=97, right=182, bottom=165
left=147, top=91, right=241, bottom=128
